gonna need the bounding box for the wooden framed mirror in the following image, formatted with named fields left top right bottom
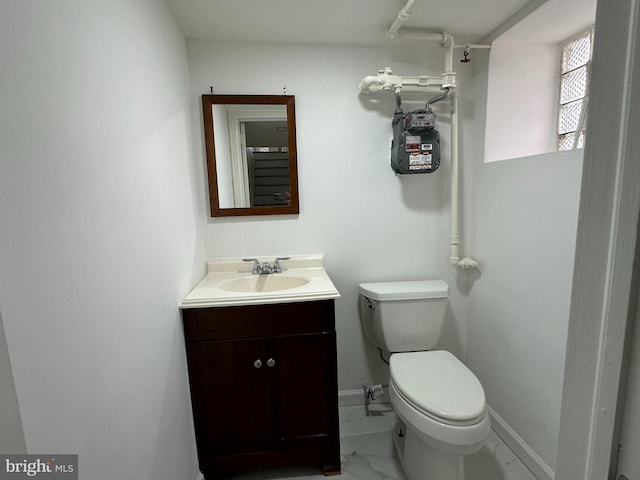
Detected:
left=202, top=94, right=299, bottom=217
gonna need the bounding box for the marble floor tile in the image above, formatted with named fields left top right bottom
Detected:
left=466, top=430, right=537, bottom=480
left=341, top=431, right=406, bottom=480
left=339, top=403, right=396, bottom=438
left=224, top=405, right=538, bottom=480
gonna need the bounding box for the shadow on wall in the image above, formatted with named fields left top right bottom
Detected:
left=357, top=295, right=391, bottom=387
left=455, top=269, right=481, bottom=296
left=0, top=309, right=27, bottom=453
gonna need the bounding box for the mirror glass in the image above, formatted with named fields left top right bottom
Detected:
left=202, top=94, right=299, bottom=217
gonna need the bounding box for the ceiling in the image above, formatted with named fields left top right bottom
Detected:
left=162, top=0, right=543, bottom=47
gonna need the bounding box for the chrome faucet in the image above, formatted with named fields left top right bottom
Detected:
left=243, top=258, right=262, bottom=274
left=273, top=257, right=290, bottom=273
left=261, top=262, right=274, bottom=274
left=243, top=257, right=291, bottom=275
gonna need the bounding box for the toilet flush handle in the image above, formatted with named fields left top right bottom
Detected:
left=362, top=295, right=375, bottom=309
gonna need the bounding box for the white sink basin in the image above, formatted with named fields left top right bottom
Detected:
left=218, top=274, right=310, bottom=293
left=180, top=255, right=340, bottom=307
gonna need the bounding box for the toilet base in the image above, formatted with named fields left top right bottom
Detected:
left=394, top=421, right=466, bottom=480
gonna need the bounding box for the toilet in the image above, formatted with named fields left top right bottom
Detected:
left=359, top=280, right=490, bottom=480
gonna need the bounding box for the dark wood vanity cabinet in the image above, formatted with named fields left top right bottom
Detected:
left=182, top=300, right=341, bottom=478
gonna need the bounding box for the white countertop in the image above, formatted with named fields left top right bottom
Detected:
left=180, top=255, right=341, bottom=308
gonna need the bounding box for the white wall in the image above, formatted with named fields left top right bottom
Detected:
left=468, top=53, right=583, bottom=472
left=618, top=287, right=640, bottom=479
left=0, top=312, right=26, bottom=453
left=187, top=40, right=478, bottom=390
left=0, top=1, right=204, bottom=479
left=484, top=42, right=559, bottom=161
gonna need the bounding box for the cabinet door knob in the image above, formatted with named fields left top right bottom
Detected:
left=267, top=358, right=276, bottom=367
left=254, top=359, right=263, bottom=369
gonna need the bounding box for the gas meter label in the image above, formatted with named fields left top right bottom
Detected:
left=405, top=135, right=421, bottom=152
left=409, top=153, right=432, bottom=170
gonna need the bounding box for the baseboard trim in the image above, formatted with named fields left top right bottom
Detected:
left=488, top=406, right=555, bottom=480
left=339, top=389, right=364, bottom=406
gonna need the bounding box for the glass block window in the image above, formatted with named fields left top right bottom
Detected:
left=557, top=29, right=593, bottom=151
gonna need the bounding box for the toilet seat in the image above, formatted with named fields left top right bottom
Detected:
left=389, top=350, right=486, bottom=426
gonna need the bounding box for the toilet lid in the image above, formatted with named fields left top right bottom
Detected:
left=390, top=350, right=486, bottom=423
left=359, top=280, right=448, bottom=301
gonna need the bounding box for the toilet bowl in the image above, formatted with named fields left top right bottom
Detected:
left=390, top=350, right=490, bottom=455
left=358, top=280, right=490, bottom=480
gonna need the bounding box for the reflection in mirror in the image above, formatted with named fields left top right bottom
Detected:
left=202, top=95, right=299, bottom=217
left=214, top=105, right=289, bottom=208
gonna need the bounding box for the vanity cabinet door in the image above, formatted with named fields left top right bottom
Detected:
left=186, top=338, right=272, bottom=456
left=270, top=332, right=339, bottom=448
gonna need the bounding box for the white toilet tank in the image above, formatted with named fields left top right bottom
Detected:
left=359, top=280, right=448, bottom=353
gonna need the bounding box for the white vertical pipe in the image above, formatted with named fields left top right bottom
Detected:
left=442, top=33, right=454, bottom=73
left=449, top=90, right=479, bottom=269
left=450, top=90, right=461, bottom=265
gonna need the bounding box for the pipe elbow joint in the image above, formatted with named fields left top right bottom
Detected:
left=440, top=32, right=455, bottom=47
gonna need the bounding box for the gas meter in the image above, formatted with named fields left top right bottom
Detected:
left=390, top=93, right=443, bottom=175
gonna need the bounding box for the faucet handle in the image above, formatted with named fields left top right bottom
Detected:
left=273, top=257, right=291, bottom=273
left=242, top=258, right=261, bottom=274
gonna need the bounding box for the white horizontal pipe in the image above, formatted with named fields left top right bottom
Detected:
left=455, top=43, right=492, bottom=50
left=361, top=85, right=442, bottom=94
left=359, top=68, right=447, bottom=93
left=359, top=75, right=382, bottom=91
left=390, top=30, right=447, bottom=42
